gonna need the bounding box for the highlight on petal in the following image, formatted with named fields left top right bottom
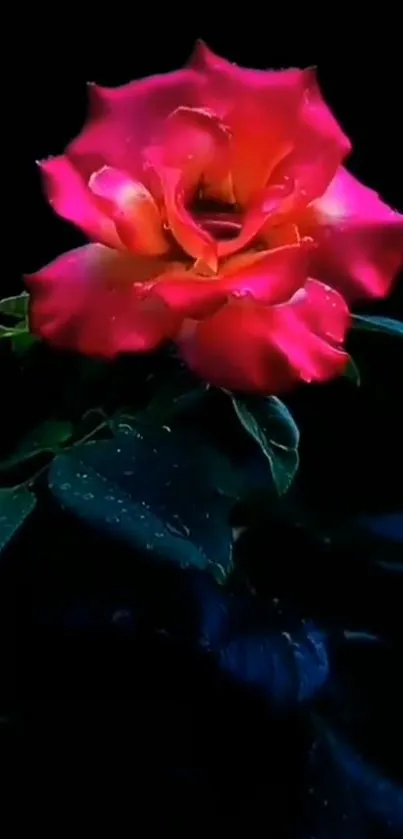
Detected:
left=67, top=68, right=204, bottom=183
left=38, top=156, right=121, bottom=248
left=88, top=166, right=169, bottom=255
left=149, top=241, right=312, bottom=319
left=178, top=278, right=349, bottom=394
left=303, top=167, right=403, bottom=301
left=25, top=245, right=177, bottom=358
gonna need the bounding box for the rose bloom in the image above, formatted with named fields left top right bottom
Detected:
left=27, top=42, right=403, bottom=393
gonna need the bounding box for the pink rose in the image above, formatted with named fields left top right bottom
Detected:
left=27, top=42, right=403, bottom=393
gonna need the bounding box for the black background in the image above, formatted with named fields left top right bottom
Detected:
left=6, top=14, right=403, bottom=832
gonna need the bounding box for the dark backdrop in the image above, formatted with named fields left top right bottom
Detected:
left=6, top=16, right=403, bottom=833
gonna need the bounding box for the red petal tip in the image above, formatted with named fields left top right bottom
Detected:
left=188, top=39, right=215, bottom=69
left=36, top=156, right=54, bottom=170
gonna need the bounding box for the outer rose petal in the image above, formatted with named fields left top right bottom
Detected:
left=25, top=245, right=177, bottom=358
left=302, top=167, right=403, bottom=301
left=149, top=241, right=313, bottom=318
left=88, top=166, right=170, bottom=255
left=189, top=44, right=350, bottom=213
left=68, top=68, right=204, bottom=182
left=188, top=41, right=310, bottom=206
left=178, top=279, right=349, bottom=394
left=39, top=156, right=121, bottom=248
left=274, top=70, right=352, bottom=207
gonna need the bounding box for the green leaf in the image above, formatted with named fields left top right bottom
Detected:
left=344, top=356, right=361, bottom=385
left=0, top=292, right=29, bottom=323
left=143, top=374, right=206, bottom=424
left=48, top=426, right=234, bottom=582
left=11, top=332, right=38, bottom=354
left=0, top=486, right=36, bottom=554
left=110, top=408, right=244, bottom=500
left=230, top=394, right=300, bottom=495
left=0, top=325, right=23, bottom=339
left=0, top=420, right=73, bottom=472
left=0, top=293, right=35, bottom=352
left=352, top=314, right=403, bottom=338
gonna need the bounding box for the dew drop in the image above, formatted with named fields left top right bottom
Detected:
left=166, top=518, right=190, bottom=538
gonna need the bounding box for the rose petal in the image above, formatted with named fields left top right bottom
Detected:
left=279, top=70, right=352, bottom=206
left=149, top=242, right=312, bottom=319
left=188, top=41, right=311, bottom=206
left=145, top=106, right=235, bottom=270
left=25, top=245, right=177, bottom=358
left=67, top=68, right=204, bottom=183
left=289, top=278, right=350, bottom=345
left=150, top=164, right=218, bottom=271
left=38, top=156, right=121, bottom=248
left=88, top=166, right=169, bottom=256
left=178, top=279, right=349, bottom=394
left=160, top=106, right=232, bottom=197
left=302, top=167, right=403, bottom=301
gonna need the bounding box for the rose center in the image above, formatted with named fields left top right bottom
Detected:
left=191, top=196, right=242, bottom=241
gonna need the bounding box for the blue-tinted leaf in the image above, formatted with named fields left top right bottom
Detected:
left=230, top=394, right=299, bottom=494
left=344, top=355, right=361, bottom=385
left=342, top=629, right=381, bottom=645
left=110, top=411, right=244, bottom=500
left=376, top=561, right=403, bottom=574
left=217, top=622, right=328, bottom=706
left=317, top=722, right=403, bottom=834
left=48, top=427, right=234, bottom=582
left=0, top=486, right=36, bottom=554
left=357, top=513, right=403, bottom=544
left=0, top=420, right=73, bottom=471
left=352, top=314, right=403, bottom=338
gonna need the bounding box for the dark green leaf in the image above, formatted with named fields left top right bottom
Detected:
left=0, top=420, right=73, bottom=471
left=0, top=486, right=36, bottom=554
left=0, top=293, right=35, bottom=352
left=230, top=394, right=299, bottom=495
left=0, top=292, right=29, bottom=323
left=344, top=356, right=361, bottom=385
left=109, top=410, right=139, bottom=436
left=48, top=426, right=234, bottom=582
left=110, top=410, right=244, bottom=500
left=10, top=331, right=38, bottom=354
left=0, top=325, right=22, bottom=339
left=142, top=374, right=206, bottom=424
left=352, top=313, right=403, bottom=338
